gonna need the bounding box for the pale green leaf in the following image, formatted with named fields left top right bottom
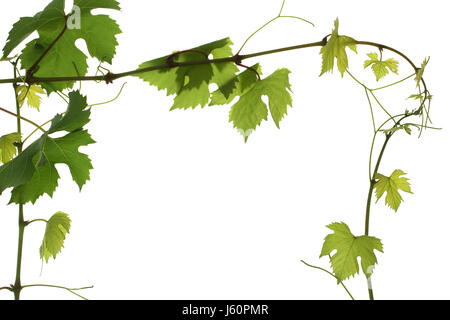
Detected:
left=381, top=124, right=412, bottom=135
left=364, top=52, right=399, bottom=81
left=415, top=57, right=430, bottom=88
left=210, top=64, right=262, bottom=106
left=375, top=169, right=413, bottom=212
left=0, top=133, right=21, bottom=164
left=16, top=84, right=45, bottom=110
left=40, top=212, right=71, bottom=263
left=320, top=18, right=357, bottom=77
left=320, top=222, right=383, bottom=281
left=228, top=68, right=292, bottom=141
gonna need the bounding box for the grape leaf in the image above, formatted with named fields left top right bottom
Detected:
left=136, top=38, right=239, bottom=110
left=320, top=222, right=383, bottom=281
left=17, top=0, right=121, bottom=92
left=320, top=18, right=357, bottom=77
left=0, top=133, right=21, bottom=164
left=1, top=0, right=65, bottom=59
left=364, top=53, right=399, bottom=81
left=375, top=169, right=413, bottom=212
left=47, top=89, right=91, bottom=133
left=40, top=212, right=71, bottom=263
left=210, top=64, right=262, bottom=106
left=10, top=130, right=94, bottom=204
left=0, top=91, right=95, bottom=204
left=16, top=84, right=45, bottom=110
left=228, top=68, right=292, bottom=142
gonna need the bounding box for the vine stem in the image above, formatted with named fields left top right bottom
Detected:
left=364, top=132, right=392, bottom=300
left=0, top=38, right=426, bottom=92
left=11, top=60, right=24, bottom=300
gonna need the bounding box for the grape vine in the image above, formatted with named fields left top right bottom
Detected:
left=0, top=0, right=435, bottom=300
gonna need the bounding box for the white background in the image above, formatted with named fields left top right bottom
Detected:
left=0, top=0, right=449, bottom=300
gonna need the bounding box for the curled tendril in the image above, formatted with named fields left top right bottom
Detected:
left=88, top=82, right=127, bottom=108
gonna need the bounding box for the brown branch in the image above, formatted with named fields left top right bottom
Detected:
left=0, top=106, right=46, bottom=132
left=0, top=286, right=12, bottom=291
left=236, top=63, right=261, bottom=80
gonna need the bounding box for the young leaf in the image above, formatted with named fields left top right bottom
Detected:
left=0, top=91, right=95, bottom=204
left=16, top=84, right=45, bottom=110
left=40, top=212, right=71, bottom=263
left=320, top=222, right=383, bottom=281
left=17, top=0, right=121, bottom=92
left=407, top=93, right=423, bottom=100
left=228, top=68, right=292, bottom=142
left=375, top=169, right=413, bottom=212
left=415, top=57, right=429, bottom=88
left=381, top=124, right=412, bottom=135
left=0, top=133, right=21, bottom=164
left=320, top=18, right=357, bottom=77
left=136, top=38, right=239, bottom=110
left=407, top=92, right=432, bottom=102
left=364, top=52, right=399, bottom=81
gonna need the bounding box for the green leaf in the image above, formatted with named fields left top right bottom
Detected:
left=47, top=90, right=91, bottom=133
left=16, top=84, right=45, bottom=110
left=2, top=0, right=65, bottom=59
left=0, top=91, right=95, bottom=204
left=0, top=133, right=21, bottom=164
left=210, top=64, right=262, bottom=106
left=10, top=130, right=95, bottom=204
left=320, top=18, right=357, bottom=77
left=320, top=222, right=383, bottom=281
left=364, top=52, right=399, bottom=81
left=228, top=68, right=292, bottom=141
left=415, top=57, right=429, bottom=88
left=17, top=0, right=121, bottom=92
left=375, top=169, right=413, bottom=212
left=40, top=212, right=71, bottom=263
left=136, top=38, right=239, bottom=110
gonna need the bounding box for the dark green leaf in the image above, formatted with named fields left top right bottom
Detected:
left=136, top=38, right=239, bottom=110
left=0, top=91, right=95, bottom=204
left=17, top=0, right=121, bottom=92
